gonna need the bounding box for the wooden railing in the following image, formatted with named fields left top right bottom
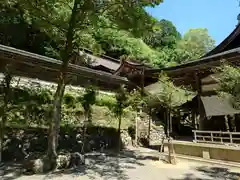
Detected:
left=193, top=130, right=240, bottom=144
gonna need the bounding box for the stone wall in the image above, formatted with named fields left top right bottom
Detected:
left=149, top=124, right=165, bottom=146
left=2, top=125, right=127, bottom=162
left=0, top=74, right=114, bottom=96
left=137, top=113, right=165, bottom=146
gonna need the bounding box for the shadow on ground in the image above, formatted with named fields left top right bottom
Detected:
left=170, top=166, right=240, bottom=180
left=0, top=149, right=149, bottom=180
left=0, top=163, right=22, bottom=180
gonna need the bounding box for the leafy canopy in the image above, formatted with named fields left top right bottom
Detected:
left=3, top=0, right=162, bottom=57
left=112, top=85, right=129, bottom=117
left=0, top=1, right=216, bottom=68
left=144, top=19, right=181, bottom=49
left=145, top=74, right=194, bottom=109
left=216, top=65, right=240, bottom=109
left=176, top=28, right=215, bottom=62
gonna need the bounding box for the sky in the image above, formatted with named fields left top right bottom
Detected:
left=146, top=0, right=240, bottom=46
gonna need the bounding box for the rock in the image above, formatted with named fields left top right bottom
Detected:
left=149, top=125, right=165, bottom=146
left=24, top=158, right=44, bottom=174
left=69, top=152, right=85, bottom=167
left=99, top=153, right=106, bottom=160
left=33, top=159, right=44, bottom=173
left=56, top=154, right=71, bottom=169
left=136, top=113, right=165, bottom=146
left=121, top=130, right=132, bottom=147
left=23, top=156, right=52, bottom=174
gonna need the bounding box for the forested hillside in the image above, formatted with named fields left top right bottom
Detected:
left=0, top=1, right=215, bottom=68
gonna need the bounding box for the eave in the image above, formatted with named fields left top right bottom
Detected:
left=0, top=44, right=133, bottom=91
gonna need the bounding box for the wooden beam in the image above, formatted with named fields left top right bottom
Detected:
left=194, top=72, right=202, bottom=130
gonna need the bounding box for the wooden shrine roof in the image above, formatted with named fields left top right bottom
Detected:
left=204, top=24, right=240, bottom=57
left=77, top=49, right=154, bottom=87
left=181, top=95, right=240, bottom=117
left=144, top=24, right=240, bottom=86
left=0, top=44, right=132, bottom=91
left=145, top=46, right=240, bottom=87
left=79, top=48, right=121, bottom=73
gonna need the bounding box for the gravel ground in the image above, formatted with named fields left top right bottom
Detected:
left=1, top=148, right=240, bottom=180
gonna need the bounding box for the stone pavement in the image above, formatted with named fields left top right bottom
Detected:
left=1, top=147, right=240, bottom=180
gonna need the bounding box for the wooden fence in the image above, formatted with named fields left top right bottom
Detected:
left=193, top=130, right=240, bottom=144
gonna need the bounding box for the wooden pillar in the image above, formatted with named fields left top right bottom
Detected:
left=166, top=108, right=170, bottom=138
left=148, top=108, right=152, bottom=147
left=191, top=111, right=197, bottom=130
left=168, top=92, right=173, bottom=137
left=135, top=110, right=139, bottom=147
left=224, top=115, right=230, bottom=132
left=140, top=66, right=145, bottom=96
left=194, top=72, right=203, bottom=130
left=230, top=115, right=236, bottom=132
left=169, top=110, right=172, bottom=136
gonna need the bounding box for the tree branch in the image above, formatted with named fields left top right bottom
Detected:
left=24, top=0, right=67, bottom=33
left=98, top=2, right=124, bottom=15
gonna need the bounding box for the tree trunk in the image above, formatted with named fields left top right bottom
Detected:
left=0, top=109, right=8, bottom=163
left=167, top=137, right=176, bottom=165
left=0, top=71, right=12, bottom=163
left=118, top=115, right=122, bottom=152
left=148, top=108, right=151, bottom=147
left=135, top=113, right=138, bottom=147
left=47, top=0, right=80, bottom=163
left=83, top=117, right=87, bottom=152
left=0, top=118, right=4, bottom=163
left=47, top=80, right=65, bottom=160
left=81, top=111, right=88, bottom=165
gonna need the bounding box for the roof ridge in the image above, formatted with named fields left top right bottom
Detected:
left=203, top=24, right=240, bottom=57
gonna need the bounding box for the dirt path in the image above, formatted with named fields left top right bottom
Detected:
left=1, top=148, right=240, bottom=180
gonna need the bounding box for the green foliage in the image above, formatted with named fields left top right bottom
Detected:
left=94, top=27, right=167, bottom=66
left=144, top=19, right=181, bottom=49
left=2, top=0, right=162, bottom=58
left=127, top=89, right=148, bottom=110
left=0, top=84, right=135, bottom=128
left=145, top=74, right=194, bottom=109
left=0, top=3, right=56, bottom=57
left=95, top=93, right=116, bottom=110
left=112, top=85, right=129, bottom=118
left=216, top=65, right=240, bottom=109
left=152, top=28, right=216, bottom=66
left=81, top=86, right=97, bottom=112
left=4, top=86, right=53, bottom=126
left=63, top=93, right=76, bottom=108
left=176, top=28, right=215, bottom=62
left=0, top=1, right=216, bottom=68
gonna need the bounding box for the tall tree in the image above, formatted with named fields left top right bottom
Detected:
left=112, top=85, right=129, bottom=151
left=80, top=86, right=97, bottom=161
left=0, top=3, right=53, bottom=56
left=177, top=28, right=215, bottom=62
left=144, top=19, right=181, bottom=49
left=145, top=74, right=193, bottom=164
left=81, top=86, right=97, bottom=124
